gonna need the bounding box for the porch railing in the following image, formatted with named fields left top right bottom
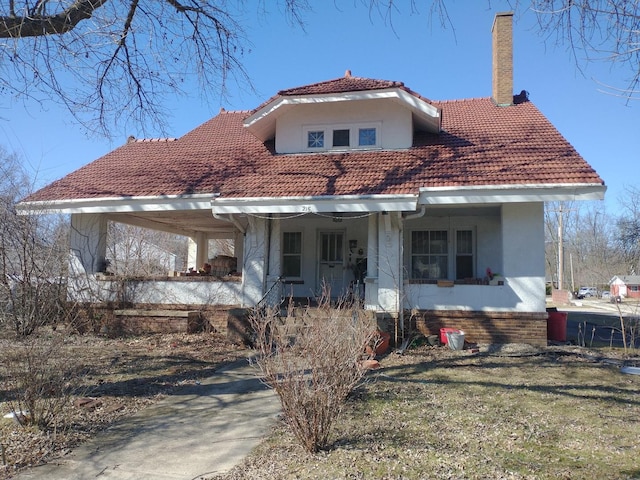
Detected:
left=257, top=276, right=284, bottom=310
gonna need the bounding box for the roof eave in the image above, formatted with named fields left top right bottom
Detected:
left=418, top=184, right=606, bottom=204
left=16, top=193, right=219, bottom=215
left=243, top=88, right=441, bottom=141
left=212, top=194, right=419, bottom=214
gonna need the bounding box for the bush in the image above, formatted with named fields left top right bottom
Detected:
left=250, top=296, right=377, bottom=453
left=0, top=334, right=81, bottom=430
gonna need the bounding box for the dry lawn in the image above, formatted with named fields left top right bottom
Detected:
left=214, top=344, right=640, bottom=480
left=2, top=330, right=640, bottom=480
left=0, top=328, right=248, bottom=479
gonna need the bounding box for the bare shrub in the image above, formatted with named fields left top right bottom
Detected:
left=0, top=334, right=82, bottom=430
left=250, top=295, right=378, bottom=453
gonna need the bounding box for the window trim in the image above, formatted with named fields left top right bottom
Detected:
left=303, top=122, right=381, bottom=152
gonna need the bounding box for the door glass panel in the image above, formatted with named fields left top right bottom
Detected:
left=321, top=232, right=343, bottom=262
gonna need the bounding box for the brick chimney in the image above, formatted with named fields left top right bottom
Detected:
left=492, top=11, right=514, bottom=106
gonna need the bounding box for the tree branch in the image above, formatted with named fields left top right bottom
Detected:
left=0, top=0, right=109, bottom=38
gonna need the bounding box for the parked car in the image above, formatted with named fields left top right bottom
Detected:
left=601, top=291, right=611, bottom=299
left=577, top=286, right=598, bottom=299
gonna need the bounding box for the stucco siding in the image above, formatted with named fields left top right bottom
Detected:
left=275, top=98, right=412, bottom=153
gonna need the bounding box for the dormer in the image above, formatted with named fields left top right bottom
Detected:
left=243, top=71, right=441, bottom=154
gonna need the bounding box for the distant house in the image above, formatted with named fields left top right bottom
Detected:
left=16, top=12, right=605, bottom=345
left=610, top=275, right=640, bottom=299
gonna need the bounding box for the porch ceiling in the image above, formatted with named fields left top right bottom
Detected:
left=107, top=210, right=238, bottom=237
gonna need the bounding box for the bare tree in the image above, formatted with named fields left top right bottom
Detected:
left=107, top=222, right=187, bottom=276
left=616, top=186, right=640, bottom=273
left=0, top=147, right=70, bottom=336
left=530, top=1, right=640, bottom=99
left=0, top=0, right=314, bottom=135
left=1, top=0, right=638, bottom=137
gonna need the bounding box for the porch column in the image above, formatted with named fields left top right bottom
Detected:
left=377, top=211, right=402, bottom=314
left=69, top=213, right=107, bottom=275
left=234, top=229, right=244, bottom=273
left=501, top=203, right=546, bottom=311
left=187, top=233, right=209, bottom=270
left=242, top=216, right=268, bottom=306
left=364, top=213, right=379, bottom=309
left=268, top=215, right=282, bottom=278
left=69, top=213, right=108, bottom=302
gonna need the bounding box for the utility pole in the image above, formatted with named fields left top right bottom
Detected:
left=557, top=204, right=563, bottom=291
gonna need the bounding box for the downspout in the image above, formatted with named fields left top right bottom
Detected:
left=399, top=212, right=404, bottom=342
left=264, top=214, right=272, bottom=298
left=403, top=206, right=426, bottom=221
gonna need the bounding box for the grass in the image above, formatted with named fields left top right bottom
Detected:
left=215, top=345, right=640, bottom=480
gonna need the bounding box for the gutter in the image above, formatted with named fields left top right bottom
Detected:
left=403, top=206, right=426, bottom=220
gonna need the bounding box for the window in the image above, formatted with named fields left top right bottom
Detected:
left=411, top=230, right=448, bottom=279
left=303, top=123, right=380, bottom=151
left=410, top=228, right=475, bottom=280
left=332, top=129, right=350, bottom=147
left=630, top=285, right=639, bottom=292
left=307, top=131, right=324, bottom=148
left=358, top=128, right=376, bottom=146
left=282, top=232, right=302, bottom=278
left=455, top=230, right=474, bottom=279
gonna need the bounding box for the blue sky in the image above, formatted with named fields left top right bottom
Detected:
left=1, top=2, right=637, bottom=208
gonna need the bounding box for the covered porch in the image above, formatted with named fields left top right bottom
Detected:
left=64, top=194, right=548, bottom=344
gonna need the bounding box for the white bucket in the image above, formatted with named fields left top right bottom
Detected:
left=446, top=331, right=465, bottom=351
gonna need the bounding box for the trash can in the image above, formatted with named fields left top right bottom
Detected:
left=445, top=330, right=465, bottom=351
left=547, top=311, right=568, bottom=342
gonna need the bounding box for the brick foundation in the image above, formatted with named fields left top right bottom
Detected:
left=74, top=303, right=237, bottom=335
left=410, top=310, right=548, bottom=347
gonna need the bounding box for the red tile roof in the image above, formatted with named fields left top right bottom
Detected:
left=23, top=92, right=603, bottom=204
left=250, top=74, right=436, bottom=116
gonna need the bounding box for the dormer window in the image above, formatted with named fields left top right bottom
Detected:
left=358, top=128, right=376, bottom=146
left=304, top=122, right=381, bottom=152
left=332, top=129, right=350, bottom=147
left=307, top=131, right=324, bottom=148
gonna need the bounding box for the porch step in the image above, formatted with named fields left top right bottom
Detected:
left=114, top=309, right=202, bottom=334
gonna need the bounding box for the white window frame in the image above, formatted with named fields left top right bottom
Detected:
left=410, top=229, right=449, bottom=280
left=282, top=231, right=303, bottom=280
left=303, top=121, right=381, bottom=152
left=454, top=228, right=476, bottom=280
left=409, top=227, right=476, bottom=281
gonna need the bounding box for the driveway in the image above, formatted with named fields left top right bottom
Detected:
left=557, top=298, right=639, bottom=348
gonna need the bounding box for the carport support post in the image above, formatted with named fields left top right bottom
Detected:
left=187, top=232, right=209, bottom=271
left=68, top=213, right=108, bottom=302
left=241, top=216, right=268, bottom=306
left=377, top=211, right=402, bottom=315
left=69, top=213, right=107, bottom=275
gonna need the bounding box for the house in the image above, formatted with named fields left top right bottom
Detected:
left=17, top=12, right=605, bottom=345
left=610, top=276, right=640, bottom=300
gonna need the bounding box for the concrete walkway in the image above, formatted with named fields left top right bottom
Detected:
left=15, top=359, right=281, bottom=480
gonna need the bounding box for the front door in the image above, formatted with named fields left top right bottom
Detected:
left=318, top=231, right=345, bottom=297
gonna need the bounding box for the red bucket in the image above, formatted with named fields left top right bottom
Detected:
left=440, top=327, right=459, bottom=345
